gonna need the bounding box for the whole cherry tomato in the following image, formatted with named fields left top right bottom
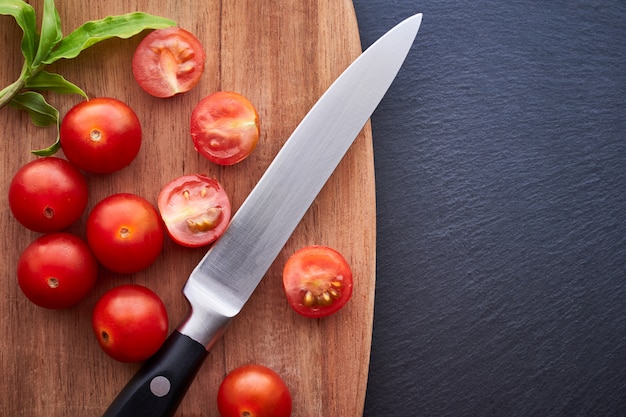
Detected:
left=86, top=193, right=164, bottom=274
left=17, top=233, right=98, bottom=309
left=92, top=284, right=168, bottom=363
left=282, top=245, right=353, bottom=318
left=60, top=97, right=142, bottom=173
left=217, top=364, right=292, bottom=417
left=190, top=91, right=260, bottom=165
left=8, top=157, right=88, bottom=233
left=132, top=27, right=205, bottom=98
left=157, top=174, right=231, bottom=247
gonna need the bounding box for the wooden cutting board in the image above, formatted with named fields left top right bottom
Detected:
left=0, top=1, right=375, bottom=416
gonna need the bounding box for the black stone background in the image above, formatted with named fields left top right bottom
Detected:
left=353, top=2, right=626, bottom=416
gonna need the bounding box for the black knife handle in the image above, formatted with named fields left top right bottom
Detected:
left=102, top=330, right=209, bottom=417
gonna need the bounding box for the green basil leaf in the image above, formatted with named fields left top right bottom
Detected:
left=0, top=0, right=38, bottom=65
left=25, top=70, right=88, bottom=98
left=32, top=0, right=63, bottom=67
left=30, top=139, right=61, bottom=156
left=9, top=91, right=59, bottom=127
left=42, top=12, right=176, bottom=65
left=9, top=91, right=61, bottom=155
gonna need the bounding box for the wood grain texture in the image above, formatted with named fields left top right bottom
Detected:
left=0, top=1, right=375, bottom=416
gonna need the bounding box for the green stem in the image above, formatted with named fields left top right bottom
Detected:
left=0, top=61, right=37, bottom=109
left=0, top=79, right=25, bottom=108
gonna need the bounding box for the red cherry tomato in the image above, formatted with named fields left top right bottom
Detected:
left=17, top=233, right=98, bottom=309
left=190, top=91, right=260, bottom=165
left=217, top=364, right=292, bottom=417
left=8, top=157, right=88, bottom=233
left=60, top=97, right=142, bottom=173
left=157, top=174, right=231, bottom=248
left=132, top=27, right=205, bottom=98
left=86, top=193, right=164, bottom=274
left=92, top=284, right=168, bottom=363
left=282, top=245, right=353, bottom=318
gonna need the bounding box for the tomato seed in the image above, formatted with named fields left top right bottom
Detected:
left=178, top=64, right=195, bottom=75
left=319, top=292, right=333, bottom=306
left=303, top=290, right=315, bottom=307
left=186, top=208, right=222, bottom=232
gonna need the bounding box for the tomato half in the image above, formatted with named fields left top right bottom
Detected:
left=282, top=245, right=353, bottom=318
left=8, top=157, right=88, bottom=233
left=17, top=233, right=98, bottom=309
left=86, top=193, right=165, bottom=274
left=157, top=174, right=231, bottom=247
left=92, top=284, right=168, bottom=363
left=132, top=27, right=205, bottom=98
left=217, top=364, right=292, bottom=417
left=190, top=91, right=260, bottom=165
left=60, top=97, right=142, bottom=173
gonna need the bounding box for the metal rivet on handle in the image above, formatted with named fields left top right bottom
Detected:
left=149, top=375, right=171, bottom=397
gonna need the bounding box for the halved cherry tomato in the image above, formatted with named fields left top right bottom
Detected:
left=86, top=193, right=165, bottom=274
left=60, top=97, right=142, bottom=174
left=92, top=284, right=168, bottom=363
left=17, top=233, right=98, bottom=309
left=132, top=27, right=205, bottom=98
left=217, top=364, right=292, bottom=417
left=282, top=245, right=353, bottom=318
left=157, top=174, right=231, bottom=248
left=8, top=157, right=88, bottom=233
left=190, top=91, right=260, bottom=165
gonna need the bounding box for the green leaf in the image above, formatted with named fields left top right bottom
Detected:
left=25, top=70, right=88, bottom=98
left=43, top=12, right=176, bottom=65
left=32, top=0, right=63, bottom=67
left=9, top=92, right=61, bottom=155
left=30, top=139, right=61, bottom=156
left=0, top=0, right=38, bottom=65
left=9, top=91, right=59, bottom=127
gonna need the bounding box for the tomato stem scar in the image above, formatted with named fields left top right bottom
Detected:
left=90, top=129, right=102, bottom=142
left=47, top=277, right=59, bottom=288
left=43, top=206, right=55, bottom=219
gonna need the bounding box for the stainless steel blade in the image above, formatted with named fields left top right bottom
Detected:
left=179, top=13, right=423, bottom=347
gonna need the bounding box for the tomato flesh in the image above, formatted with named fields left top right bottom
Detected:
left=17, top=233, right=98, bottom=309
left=92, top=284, right=168, bottom=363
left=282, top=245, right=353, bottom=318
left=157, top=174, right=231, bottom=247
left=86, top=193, right=165, bottom=274
left=217, top=364, right=292, bottom=417
left=8, top=157, right=88, bottom=233
left=132, top=27, right=205, bottom=97
left=60, top=97, right=142, bottom=174
left=191, top=91, right=260, bottom=165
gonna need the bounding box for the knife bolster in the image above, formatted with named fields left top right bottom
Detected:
left=178, top=277, right=239, bottom=348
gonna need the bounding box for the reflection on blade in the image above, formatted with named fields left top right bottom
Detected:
left=180, top=13, right=423, bottom=347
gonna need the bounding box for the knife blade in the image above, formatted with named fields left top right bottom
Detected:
left=102, top=13, right=422, bottom=417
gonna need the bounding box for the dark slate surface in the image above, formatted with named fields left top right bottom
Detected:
left=352, top=1, right=626, bottom=416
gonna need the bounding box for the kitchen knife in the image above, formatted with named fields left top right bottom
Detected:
left=102, top=13, right=422, bottom=417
